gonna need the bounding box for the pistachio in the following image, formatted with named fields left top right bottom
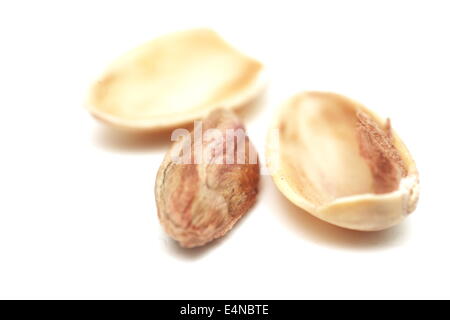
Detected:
left=155, top=109, right=259, bottom=248
left=87, top=29, right=265, bottom=131
left=266, top=92, right=419, bottom=231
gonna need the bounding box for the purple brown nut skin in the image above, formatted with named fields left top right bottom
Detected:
left=155, top=109, right=260, bottom=248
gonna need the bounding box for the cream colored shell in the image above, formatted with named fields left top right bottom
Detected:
left=87, top=28, right=266, bottom=131
left=266, top=92, right=419, bottom=231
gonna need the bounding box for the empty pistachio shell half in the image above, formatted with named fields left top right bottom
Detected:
left=266, top=92, right=419, bottom=231
left=155, top=109, right=259, bottom=248
left=88, top=28, right=265, bottom=131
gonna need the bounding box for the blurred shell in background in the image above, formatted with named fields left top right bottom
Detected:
left=87, top=29, right=266, bottom=131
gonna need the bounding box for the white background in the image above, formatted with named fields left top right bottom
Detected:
left=0, top=0, right=448, bottom=299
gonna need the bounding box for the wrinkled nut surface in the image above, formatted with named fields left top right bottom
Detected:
left=266, top=92, right=419, bottom=231
left=87, top=28, right=265, bottom=131
left=155, top=109, right=260, bottom=248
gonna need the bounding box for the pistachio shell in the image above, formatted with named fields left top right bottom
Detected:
left=155, top=109, right=259, bottom=248
left=266, top=92, right=419, bottom=231
left=87, top=29, right=265, bottom=131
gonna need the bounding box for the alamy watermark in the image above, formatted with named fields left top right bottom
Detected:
left=168, top=120, right=279, bottom=175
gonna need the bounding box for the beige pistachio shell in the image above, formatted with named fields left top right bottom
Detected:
left=155, top=109, right=259, bottom=248
left=266, top=92, right=419, bottom=231
left=87, top=28, right=265, bottom=131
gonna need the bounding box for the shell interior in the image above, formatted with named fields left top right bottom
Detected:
left=88, top=29, right=265, bottom=130
left=267, top=92, right=419, bottom=231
